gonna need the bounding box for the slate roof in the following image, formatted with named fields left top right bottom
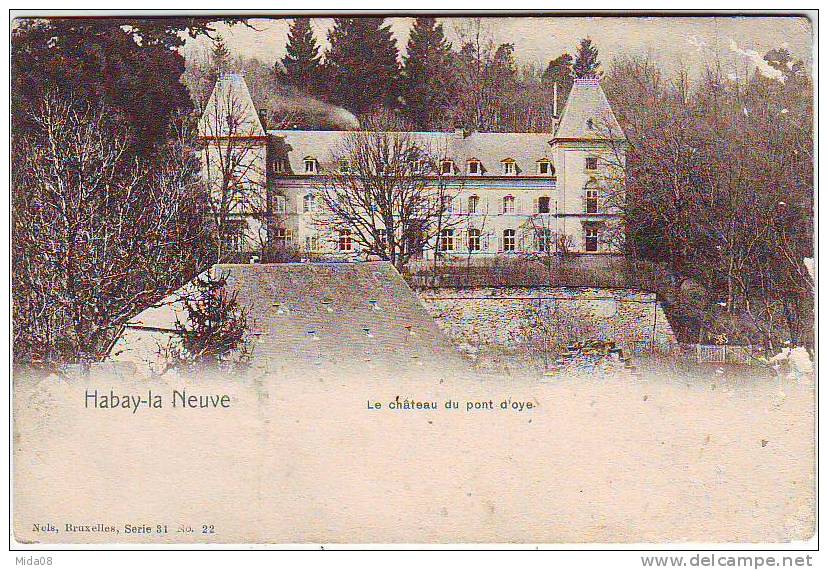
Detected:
left=553, top=78, right=625, bottom=141
left=198, top=73, right=266, bottom=138
left=114, top=262, right=464, bottom=377
left=268, top=129, right=559, bottom=177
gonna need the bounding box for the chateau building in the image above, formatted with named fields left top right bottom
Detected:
left=198, top=74, right=627, bottom=263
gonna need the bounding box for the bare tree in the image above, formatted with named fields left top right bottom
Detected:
left=12, top=92, right=210, bottom=366
left=312, top=111, right=462, bottom=270
left=199, top=76, right=269, bottom=262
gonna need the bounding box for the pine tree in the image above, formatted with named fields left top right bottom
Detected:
left=573, top=38, right=601, bottom=79
left=211, top=33, right=230, bottom=78
left=542, top=53, right=574, bottom=109
left=324, top=17, right=401, bottom=115
left=401, top=17, right=456, bottom=130
left=278, top=18, right=322, bottom=95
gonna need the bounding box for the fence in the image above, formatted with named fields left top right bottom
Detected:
left=683, top=343, right=762, bottom=365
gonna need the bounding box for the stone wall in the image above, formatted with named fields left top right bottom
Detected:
left=418, top=287, right=676, bottom=358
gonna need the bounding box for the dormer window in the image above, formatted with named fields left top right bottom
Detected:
left=537, top=159, right=554, bottom=176
left=303, top=157, right=318, bottom=174
left=585, top=156, right=598, bottom=171
left=274, top=159, right=288, bottom=174
left=467, top=159, right=482, bottom=175
left=440, top=159, right=455, bottom=175
left=501, top=159, right=517, bottom=175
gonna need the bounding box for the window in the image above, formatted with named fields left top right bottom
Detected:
left=538, top=196, right=551, bottom=214
left=536, top=229, right=553, bottom=252
left=503, top=195, right=515, bottom=214
left=220, top=220, right=245, bottom=253
left=585, top=156, right=598, bottom=171
left=503, top=229, right=516, bottom=252
left=303, top=193, right=315, bottom=213
left=304, top=157, right=318, bottom=174
left=502, top=159, right=516, bottom=175
left=585, top=225, right=599, bottom=252
left=467, top=159, right=482, bottom=175
left=442, top=196, right=454, bottom=214
left=273, top=227, right=293, bottom=249
left=467, top=229, right=481, bottom=252
left=440, top=160, right=455, bottom=175
left=468, top=195, right=480, bottom=214
left=439, top=229, right=455, bottom=252
left=586, top=187, right=598, bottom=214
left=338, top=229, right=353, bottom=251
left=537, top=160, right=554, bottom=176
left=375, top=229, right=388, bottom=253
left=274, top=195, right=286, bottom=214
left=274, top=159, right=288, bottom=173
left=305, top=235, right=320, bottom=252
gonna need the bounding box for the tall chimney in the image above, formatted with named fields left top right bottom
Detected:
left=553, top=82, right=558, bottom=118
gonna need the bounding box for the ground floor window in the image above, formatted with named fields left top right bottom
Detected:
left=439, top=228, right=455, bottom=252
left=584, top=225, right=599, bottom=252
left=503, top=229, right=516, bottom=252
left=338, top=229, right=353, bottom=251
left=304, top=235, right=319, bottom=252
left=220, top=220, right=246, bottom=253
left=536, top=228, right=553, bottom=252
left=272, top=227, right=293, bottom=249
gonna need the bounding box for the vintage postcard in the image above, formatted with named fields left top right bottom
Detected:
left=9, top=9, right=816, bottom=553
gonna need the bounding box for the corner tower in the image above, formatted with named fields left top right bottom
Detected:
left=550, top=78, right=626, bottom=254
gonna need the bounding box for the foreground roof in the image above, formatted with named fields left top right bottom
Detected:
left=113, top=262, right=463, bottom=376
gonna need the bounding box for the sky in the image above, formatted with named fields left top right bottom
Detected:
left=181, top=15, right=813, bottom=81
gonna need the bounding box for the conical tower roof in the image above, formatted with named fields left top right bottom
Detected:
left=553, top=78, right=625, bottom=142
left=198, top=73, right=265, bottom=138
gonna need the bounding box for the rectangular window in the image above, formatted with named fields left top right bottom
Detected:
left=338, top=229, right=353, bottom=251
left=274, top=159, right=287, bottom=173
left=538, top=161, right=551, bottom=175
left=586, top=188, right=598, bottom=214
left=585, top=225, right=599, bottom=252
left=305, top=235, right=319, bottom=252
left=503, top=196, right=515, bottom=214
left=503, top=161, right=515, bottom=175
left=439, top=229, right=455, bottom=252
left=468, top=161, right=480, bottom=175
left=467, top=229, right=481, bottom=252
left=273, top=227, right=292, bottom=249
left=221, top=220, right=245, bottom=253
left=536, top=229, right=553, bottom=252
left=304, top=159, right=317, bottom=174
left=274, top=195, right=286, bottom=214
left=468, top=195, right=479, bottom=214
left=441, top=161, right=453, bottom=175
left=538, top=196, right=551, bottom=214
left=585, top=157, right=598, bottom=171
left=503, top=229, right=516, bottom=252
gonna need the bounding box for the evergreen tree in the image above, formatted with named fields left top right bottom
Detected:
left=542, top=53, right=575, bottom=111
left=211, top=33, right=230, bottom=78
left=401, top=17, right=456, bottom=130
left=573, top=38, right=601, bottom=79
left=543, top=53, right=574, bottom=89
left=324, top=17, right=401, bottom=115
left=277, top=18, right=322, bottom=95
